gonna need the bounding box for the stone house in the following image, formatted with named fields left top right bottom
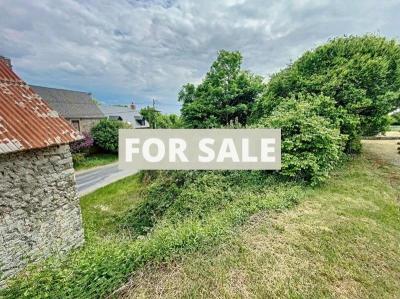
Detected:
left=30, top=85, right=105, bottom=133
left=99, top=104, right=150, bottom=129
left=0, top=56, right=84, bottom=286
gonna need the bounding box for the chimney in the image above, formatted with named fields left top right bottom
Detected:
left=0, top=56, right=12, bottom=69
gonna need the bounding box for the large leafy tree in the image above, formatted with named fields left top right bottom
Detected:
left=253, top=35, right=400, bottom=151
left=179, top=50, right=265, bottom=128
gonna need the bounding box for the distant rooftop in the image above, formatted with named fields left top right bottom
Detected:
left=99, top=105, right=149, bottom=129
left=30, top=85, right=104, bottom=119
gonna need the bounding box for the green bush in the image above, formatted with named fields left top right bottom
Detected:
left=119, top=172, right=185, bottom=235
left=253, top=35, right=400, bottom=151
left=72, top=152, right=86, bottom=165
left=120, top=169, right=299, bottom=238
left=140, top=107, right=183, bottom=129
left=91, top=119, right=131, bottom=153
left=120, top=171, right=234, bottom=235
left=390, top=112, right=400, bottom=125
left=156, top=113, right=184, bottom=128
left=256, top=94, right=346, bottom=184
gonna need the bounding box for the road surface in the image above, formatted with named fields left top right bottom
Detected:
left=75, top=163, right=138, bottom=196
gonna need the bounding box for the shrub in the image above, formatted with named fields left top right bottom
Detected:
left=256, top=94, right=346, bottom=184
left=253, top=35, right=400, bottom=151
left=138, top=170, right=163, bottom=184
left=140, top=107, right=183, bottom=128
left=156, top=113, right=184, bottom=128
left=120, top=168, right=300, bottom=239
left=70, top=132, right=94, bottom=153
left=119, top=172, right=185, bottom=235
left=91, top=119, right=131, bottom=153
left=72, top=152, right=85, bottom=165
left=390, top=112, right=400, bottom=125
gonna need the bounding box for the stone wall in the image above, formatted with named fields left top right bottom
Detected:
left=0, top=144, right=84, bottom=286
left=69, top=118, right=103, bottom=133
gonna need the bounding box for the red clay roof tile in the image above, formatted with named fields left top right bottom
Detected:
left=0, top=57, right=82, bottom=154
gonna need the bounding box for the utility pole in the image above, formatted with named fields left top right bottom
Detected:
left=149, top=98, right=161, bottom=129
left=152, top=98, right=156, bottom=129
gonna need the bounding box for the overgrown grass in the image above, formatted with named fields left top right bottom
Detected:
left=80, top=175, right=143, bottom=242
left=120, top=153, right=400, bottom=298
left=1, top=168, right=302, bottom=298
left=73, top=153, right=118, bottom=171
left=3, top=152, right=397, bottom=298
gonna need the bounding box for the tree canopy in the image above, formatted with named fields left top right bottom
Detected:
left=134, top=37, right=400, bottom=195
left=252, top=35, right=400, bottom=151
left=179, top=50, right=265, bottom=128
left=178, top=36, right=400, bottom=182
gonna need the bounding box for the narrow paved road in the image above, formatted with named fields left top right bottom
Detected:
left=75, top=163, right=138, bottom=196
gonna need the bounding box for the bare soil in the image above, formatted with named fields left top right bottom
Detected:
left=362, top=139, right=400, bottom=167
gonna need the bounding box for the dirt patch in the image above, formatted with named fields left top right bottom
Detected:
left=362, top=139, right=400, bottom=167
left=385, top=130, right=400, bottom=138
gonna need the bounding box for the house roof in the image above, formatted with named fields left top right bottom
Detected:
left=30, top=85, right=104, bottom=119
left=0, top=57, right=82, bottom=154
left=99, top=105, right=149, bottom=129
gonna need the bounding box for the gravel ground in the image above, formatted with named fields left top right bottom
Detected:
left=362, top=139, right=400, bottom=167
left=383, top=131, right=400, bottom=138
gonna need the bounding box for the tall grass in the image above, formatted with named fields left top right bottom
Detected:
left=1, top=171, right=302, bottom=298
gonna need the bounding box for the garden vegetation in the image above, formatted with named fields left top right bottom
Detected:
left=71, top=120, right=127, bottom=170
left=91, top=119, right=132, bottom=153
left=140, top=107, right=183, bottom=129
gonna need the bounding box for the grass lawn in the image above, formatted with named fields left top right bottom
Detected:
left=1, top=160, right=301, bottom=297
left=73, top=153, right=118, bottom=171
left=2, top=151, right=399, bottom=298
left=80, top=174, right=143, bottom=242
left=120, top=153, right=400, bottom=298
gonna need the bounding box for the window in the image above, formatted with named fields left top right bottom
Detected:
left=109, top=115, right=123, bottom=121
left=71, top=120, right=80, bottom=132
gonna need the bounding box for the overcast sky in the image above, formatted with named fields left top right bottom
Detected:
left=1, top=0, right=399, bottom=113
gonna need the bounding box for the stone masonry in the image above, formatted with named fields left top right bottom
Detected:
left=0, top=144, right=84, bottom=285
left=74, top=118, right=102, bottom=133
